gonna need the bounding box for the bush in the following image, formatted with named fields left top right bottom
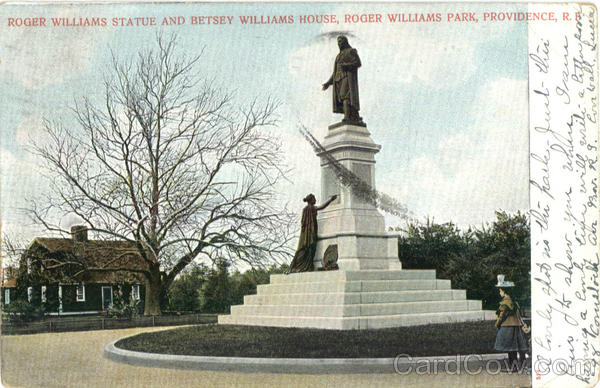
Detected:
left=166, top=264, right=208, bottom=312
left=198, top=259, right=235, bottom=313
left=199, top=262, right=289, bottom=313
left=166, top=260, right=289, bottom=314
left=3, top=299, right=44, bottom=324
left=398, top=219, right=467, bottom=270
left=398, top=211, right=530, bottom=310
left=107, top=289, right=142, bottom=319
left=108, top=298, right=141, bottom=319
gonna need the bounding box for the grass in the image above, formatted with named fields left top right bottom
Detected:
left=115, top=320, right=499, bottom=358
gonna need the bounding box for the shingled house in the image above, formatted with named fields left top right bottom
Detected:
left=21, top=226, right=148, bottom=314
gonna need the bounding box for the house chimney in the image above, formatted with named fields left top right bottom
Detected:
left=71, top=225, right=88, bottom=242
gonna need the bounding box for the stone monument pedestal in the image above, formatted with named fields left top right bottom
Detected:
left=313, top=122, right=400, bottom=271
left=218, top=122, right=495, bottom=329
left=218, top=269, right=496, bottom=329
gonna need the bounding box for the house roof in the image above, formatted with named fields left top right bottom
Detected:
left=25, top=237, right=150, bottom=283
left=2, top=279, right=16, bottom=288
left=1, top=267, right=18, bottom=288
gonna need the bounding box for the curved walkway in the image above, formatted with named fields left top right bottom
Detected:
left=2, top=326, right=531, bottom=388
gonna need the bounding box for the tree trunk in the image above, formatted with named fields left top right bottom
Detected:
left=144, top=263, right=162, bottom=315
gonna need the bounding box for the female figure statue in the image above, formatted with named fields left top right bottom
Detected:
left=289, top=194, right=337, bottom=273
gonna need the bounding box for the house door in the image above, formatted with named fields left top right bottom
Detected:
left=101, top=286, right=113, bottom=310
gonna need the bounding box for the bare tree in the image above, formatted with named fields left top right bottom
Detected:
left=29, top=34, right=295, bottom=315
left=1, top=232, right=28, bottom=270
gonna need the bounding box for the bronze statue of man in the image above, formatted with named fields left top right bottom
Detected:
left=322, top=36, right=363, bottom=124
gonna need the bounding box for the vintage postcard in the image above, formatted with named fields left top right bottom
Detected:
left=0, top=1, right=597, bottom=387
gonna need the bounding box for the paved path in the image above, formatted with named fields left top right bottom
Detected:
left=1, top=326, right=531, bottom=388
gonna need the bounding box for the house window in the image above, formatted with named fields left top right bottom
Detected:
left=27, top=287, right=33, bottom=302
left=4, top=289, right=10, bottom=305
left=27, top=257, right=32, bottom=274
left=41, top=286, right=47, bottom=303
left=76, top=284, right=85, bottom=302
left=58, top=285, right=63, bottom=313
left=131, top=284, right=140, bottom=300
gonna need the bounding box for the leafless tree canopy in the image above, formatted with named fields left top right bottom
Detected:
left=1, top=232, right=28, bottom=269
left=30, top=34, right=294, bottom=295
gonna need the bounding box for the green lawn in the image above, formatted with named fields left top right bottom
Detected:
left=116, top=320, right=501, bottom=358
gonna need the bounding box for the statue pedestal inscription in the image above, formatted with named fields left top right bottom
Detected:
left=314, top=123, right=401, bottom=271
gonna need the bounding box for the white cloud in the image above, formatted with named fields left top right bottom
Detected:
left=0, top=8, right=107, bottom=89
left=1, top=2, right=529, bottom=239
left=283, top=3, right=522, bottom=143
left=286, top=2, right=521, bottom=102
left=285, top=5, right=527, bottom=227
left=285, top=31, right=477, bottom=134
left=15, top=114, right=46, bottom=148
left=0, top=148, right=41, bottom=192
left=388, top=78, right=528, bottom=227
left=0, top=147, right=47, bottom=230
left=287, top=40, right=333, bottom=132
left=363, top=34, right=476, bottom=89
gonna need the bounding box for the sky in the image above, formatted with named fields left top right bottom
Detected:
left=0, top=2, right=529, bottom=246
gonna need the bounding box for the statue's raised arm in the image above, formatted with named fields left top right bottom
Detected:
left=322, top=36, right=363, bottom=125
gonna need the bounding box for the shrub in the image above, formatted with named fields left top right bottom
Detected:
left=3, top=299, right=44, bottom=324
left=397, top=211, right=530, bottom=311
left=166, top=260, right=289, bottom=314
left=108, top=298, right=141, bottom=319
left=107, top=289, right=142, bottom=319
left=166, top=264, right=208, bottom=312
left=198, top=259, right=235, bottom=313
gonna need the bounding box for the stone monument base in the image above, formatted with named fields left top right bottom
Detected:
left=218, top=120, right=497, bottom=330
left=218, top=269, right=496, bottom=330
left=314, top=234, right=401, bottom=271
